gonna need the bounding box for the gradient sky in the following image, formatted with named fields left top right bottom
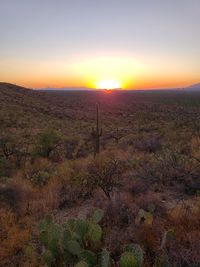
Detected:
left=0, top=0, right=199, bottom=89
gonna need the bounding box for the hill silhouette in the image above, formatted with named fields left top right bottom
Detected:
left=0, top=82, right=76, bottom=120
left=186, top=83, right=200, bottom=91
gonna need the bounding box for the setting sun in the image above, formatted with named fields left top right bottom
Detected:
left=96, top=80, right=120, bottom=90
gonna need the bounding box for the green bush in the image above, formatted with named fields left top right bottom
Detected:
left=24, top=158, right=56, bottom=186
left=33, top=130, right=62, bottom=158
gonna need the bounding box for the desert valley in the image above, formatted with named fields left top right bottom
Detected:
left=0, top=82, right=200, bottom=266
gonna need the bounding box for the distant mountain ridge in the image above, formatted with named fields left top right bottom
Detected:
left=186, top=83, right=200, bottom=91
left=1, top=82, right=200, bottom=92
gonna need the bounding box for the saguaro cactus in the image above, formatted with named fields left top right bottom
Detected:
left=91, top=103, right=102, bottom=157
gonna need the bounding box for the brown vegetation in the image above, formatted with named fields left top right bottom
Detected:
left=0, top=83, right=200, bottom=266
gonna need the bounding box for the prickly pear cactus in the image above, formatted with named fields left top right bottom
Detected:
left=38, top=209, right=105, bottom=266
left=125, top=244, right=143, bottom=266
left=161, top=229, right=174, bottom=249
left=135, top=209, right=153, bottom=226
left=74, top=260, right=89, bottom=267
left=37, top=209, right=143, bottom=267
left=91, top=208, right=104, bottom=224
left=87, top=222, right=102, bottom=245
left=120, top=251, right=138, bottom=267
left=101, top=248, right=112, bottom=267
left=42, top=249, right=54, bottom=266
left=66, top=239, right=81, bottom=255
left=75, top=219, right=89, bottom=239
left=79, top=250, right=96, bottom=266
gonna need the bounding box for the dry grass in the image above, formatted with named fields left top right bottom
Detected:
left=0, top=208, right=30, bottom=265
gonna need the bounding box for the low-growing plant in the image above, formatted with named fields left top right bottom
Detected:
left=135, top=209, right=154, bottom=227
left=0, top=135, right=30, bottom=177
left=37, top=209, right=143, bottom=267
left=0, top=208, right=30, bottom=264
left=120, top=244, right=144, bottom=267
left=134, top=135, right=161, bottom=153
left=38, top=209, right=104, bottom=266
left=33, top=129, right=62, bottom=159
left=154, top=254, right=170, bottom=267
left=24, top=158, right=56, bottom=186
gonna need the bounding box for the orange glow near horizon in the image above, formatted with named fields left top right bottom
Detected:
left=0, top=55, right=199, bottom=90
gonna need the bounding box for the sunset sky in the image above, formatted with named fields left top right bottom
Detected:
left=0, top=0, right=199, bottom=89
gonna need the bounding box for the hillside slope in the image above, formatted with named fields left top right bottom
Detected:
left=0, top=82, right=61, bottom=116
left=186, top=83, right=200, bottom=91
left=0, top=83, right=77, bottom=139
left=0, top=82, right=102, bottom=141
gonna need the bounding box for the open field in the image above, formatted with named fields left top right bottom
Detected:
left=0, top=83, right=200, bottom=267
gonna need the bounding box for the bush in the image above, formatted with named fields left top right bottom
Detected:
left=103, top=198, right=136, bottom=227
left=59, top=159, right=93, bottom=204
left=86, top=156, right=126, bottom=199
left=134, top=135, right=161, bottom=153
left=0, top=135, right=29, bottom=178
left=33, top=130, right=62, bottom=159
left=24, top=158, right=56, bottom=186
left=0, top=184, right=25, bottom=212
left=136, top=148, right=200, bottom=194
left=56, top=155, right=126, bottom=203
left=0, top=208, right=30, bottom=265
left=0, top=157, right=15, bottom=179
left=64, top=136, right=83, bottom=159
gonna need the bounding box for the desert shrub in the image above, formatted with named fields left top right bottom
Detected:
left=166, top=207, right=200, bottom=267
left=86, top=155, right=126, bottom=199
left=134, top=191, right=167, bottom=217
left=24, top=158, right=56, bottom=186
left=0, top=208, right=30, bottom=265
left=136, top=148, right=200, bottom=194
left=0, top=183, right=29, bottom=213
left=63, top=136, right=90, bottom=159
left=0, top=135, right=29, bottom=178
left=45, top=160, right=93, bottom=209
left=57, top=155, right=126, bottom=201
left=33, top=129, right=62, bottom=159
left=0, top=157, right=15, bottom=179
left=103, top=198, right=136, bottom=227
left=120, top=133, right=136, bottom=148
left=132, top=202, right=200, bottom=267
left=64, top=136, right=79, bottom=159
left=56, top=177, right=90, bottom=209
left=0, top=136, right=16, bottom=159
left=134, top=135, right=161, bottom=153
left=129, top=178, right=149, bottom=196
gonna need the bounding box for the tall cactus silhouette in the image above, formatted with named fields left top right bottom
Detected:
left=91, top=103, right=102, bottom=157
